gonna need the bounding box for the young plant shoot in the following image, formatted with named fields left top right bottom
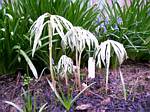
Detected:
left=57, top=55, right=73, bottom=86
left=95, top=39, right=128, bottom=100
left=63, top=26, right=98, bottom=90
left=29, top=13, right=73, bottom=87
left=47, top=78, right=95, bottom=111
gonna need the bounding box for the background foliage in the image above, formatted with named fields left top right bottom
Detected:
left=97, top=0, right=150, bottom=61
left=0, top=0, right=99, bottom=75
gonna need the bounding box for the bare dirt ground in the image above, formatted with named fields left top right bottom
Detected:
left=0, top=60, right=150, bottom=112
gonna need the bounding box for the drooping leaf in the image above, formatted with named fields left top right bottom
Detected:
left=30, top=13, right=74, bottom=57
left=95, top=39, right=128, bottom=68
left=19, top=49, right=38, bottom=79
left=4, top=101, right=24, bottom=112
left=95, top=39, right=128, bottom=94
left=57, top=55, right=73, bottom=77
left=64, top=26, right=99, bottom=53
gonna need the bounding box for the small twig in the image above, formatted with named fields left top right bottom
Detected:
left=33, top=67, right=48, bottom=86
left=129, top=77, right=139, bottom=95
left=12, top=72, right=21, bottom=99
left=89, top=90, right=104, bottom=99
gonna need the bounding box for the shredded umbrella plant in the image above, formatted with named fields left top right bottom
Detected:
left=29, top=13, right=74, bottom=87
left=95, top=39, right=128, bottom=100
left=57, top=55, right=73, bottom=86
left=63, top=26, right=99, bottom=90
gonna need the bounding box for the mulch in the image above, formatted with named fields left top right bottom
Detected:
left=0, top=61, right=150, bottom=112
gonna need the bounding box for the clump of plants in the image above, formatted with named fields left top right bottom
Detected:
left=29, top=13, right=74, bottom=87
left=5, top=90, right=47, bottom=112
left=63, top=26, right=99, bottom=89
left=0, top=0, right=99, bottom=75
left=3, top=2, right=130, bottom=110
left=28, top=12, right=128, bottom=111
left=4, top=73, right=46, bottom=112
left=97, top=0, right=150, bottom=61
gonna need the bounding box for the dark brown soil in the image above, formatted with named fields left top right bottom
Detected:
left=0, top=61, right=150, bottom=112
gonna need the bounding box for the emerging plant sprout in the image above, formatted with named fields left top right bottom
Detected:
left=4, top=88, right=47, bottom=112
left=29, top=13, right=73, bottom=86
left=4, top=101, right=47, bottom=112
left=95, top=39, right=128, bottom=100
left=47, top=78, right=95, bottom=111
left=63, top=26, right=99, bottom=89
left=57, top=55, right=73, bottom=85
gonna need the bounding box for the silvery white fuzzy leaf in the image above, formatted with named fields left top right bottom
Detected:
left=95, top=40, right=127, bottom=93
left=30, top=13, right=48, bottom=57
left=95, top=39, right=128, bottom=68
left=64, top=26, right=98, bottom=53
left=57, top=55, right=73, bottom=77
left=99, top=42, right=107, bottom=66
left=105, top=42, right=111, bottom=66
left=30, top=13, right=73, bottom=57
left=56, top=15, right=73, bottom=30
left=50, top=15, right=64, bottom=38
left=52, top=15, right=74, bottom=40
left=109, top=40, right=128, bottom=65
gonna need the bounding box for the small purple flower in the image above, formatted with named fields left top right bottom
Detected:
left=114, top=24, right=119, bottom=31
left=117, top=17, right=123, bottom=25
left=96, top=16, right=101, bottom=24
left=104, top=18, right=109, bottom=25
left=91, top=0, right=97, bottom=5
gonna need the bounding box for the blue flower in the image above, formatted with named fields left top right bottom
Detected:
left=114, top=24, right=119, bottom=31
left=117, top=17, right=123, bottom=24
left=96, top=16, right=101, bottom=24
left=104, top=18, right=109, bottom=25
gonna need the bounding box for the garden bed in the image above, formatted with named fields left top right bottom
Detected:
left=0, top=60, right=150, bottom=112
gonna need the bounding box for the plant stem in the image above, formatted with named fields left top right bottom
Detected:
left=78, top=51, right=82, bottom=90
left=75, top=50, right=81, bottom=90
left=75, top=50, right=78, bottom=89
left=48, top=22, right=55, bottom=87
left=119, top=67, right=127, bottom=100
left=105, top=65, right=109, bottom=94
left=65, top=73, right=68, bottom=86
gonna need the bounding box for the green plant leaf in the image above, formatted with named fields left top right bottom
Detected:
left=19, top=49, right=38, bottom=79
